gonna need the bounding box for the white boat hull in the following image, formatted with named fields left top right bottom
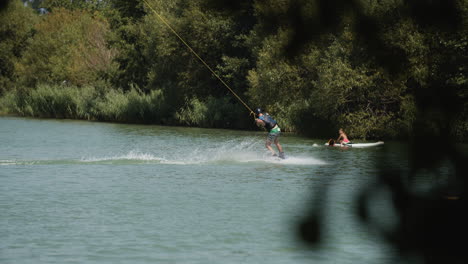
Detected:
left=324, top=141, right=384, bottom=148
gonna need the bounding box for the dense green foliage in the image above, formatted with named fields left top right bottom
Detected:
left=0, top=0, right=38, bottom=94
left=1, top=0, right=467, bottom=140
left=16, top=7, right=117, bottom=87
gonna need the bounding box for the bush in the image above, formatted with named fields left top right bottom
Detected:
left=175, top=96, right=252, bottom=129
left=90, top=86, right=168, bottom=123
left=0, top=84, right=169, bottom=124
left=16, top=84, right=97, bottom=118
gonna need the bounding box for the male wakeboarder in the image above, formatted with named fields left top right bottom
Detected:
left=255, top=108, right=285, bottom=159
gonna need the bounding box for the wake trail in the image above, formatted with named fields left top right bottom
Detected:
left=1, top=139, right=327, bottom=166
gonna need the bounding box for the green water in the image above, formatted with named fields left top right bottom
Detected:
left=1, top=117, right=402, bottom=263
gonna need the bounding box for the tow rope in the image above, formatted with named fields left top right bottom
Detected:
left=142, top=0, right=256, bottom=119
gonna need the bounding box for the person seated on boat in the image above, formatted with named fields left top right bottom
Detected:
left=255, top=108, right=285, bottom=159
left=327, top=139, right=336, bottom=146
left=336, top=128, right=351, bottom=144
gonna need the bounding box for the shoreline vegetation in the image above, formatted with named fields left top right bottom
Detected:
left=0, top=83, right=253, bottom=129
left=1, top=0, right=467, bottom=141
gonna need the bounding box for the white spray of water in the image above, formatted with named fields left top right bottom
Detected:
left=2, top=139, right=326, bottom=166
left=80, top=139, right=326, bottom=165
left=80, top=150, right=165, bottom=163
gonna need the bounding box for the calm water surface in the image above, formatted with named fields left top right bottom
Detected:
left=1, top=117, right=406, bottom=263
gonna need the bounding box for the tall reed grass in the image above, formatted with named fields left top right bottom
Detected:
left=0, top=84, right=169, bottom=123
left=0, top=84, right=254, bottom=129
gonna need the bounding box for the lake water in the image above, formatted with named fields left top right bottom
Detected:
left=1, top=117, right=405, bottom=263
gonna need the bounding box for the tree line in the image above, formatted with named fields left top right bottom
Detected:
left=0, top=0, right=466, bottom=140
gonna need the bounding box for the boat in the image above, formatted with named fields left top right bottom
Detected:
left=324, top=141, right=384, bottom=148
